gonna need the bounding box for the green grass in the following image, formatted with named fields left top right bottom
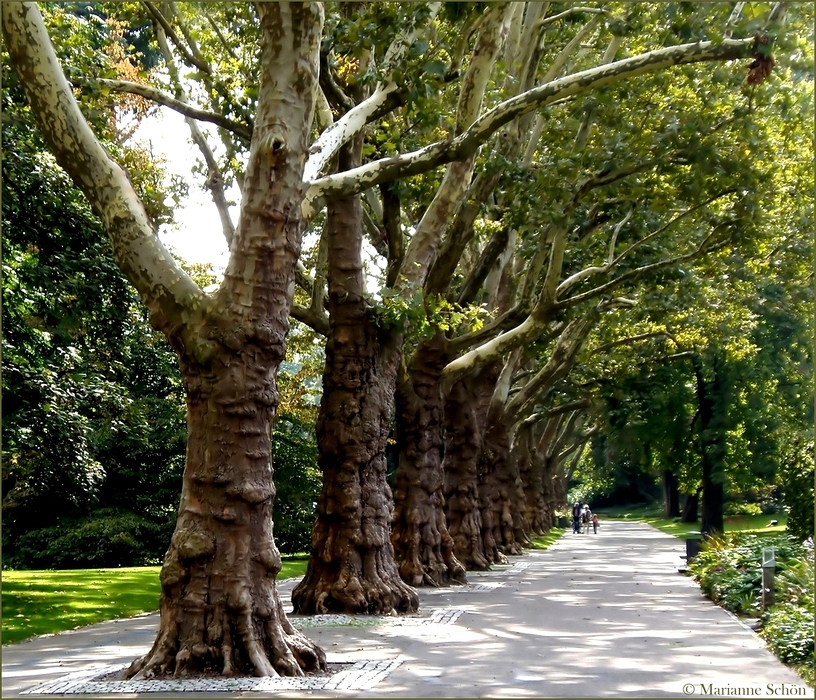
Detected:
left=594, top=505, right=788, bottom=540
left=1, top=555, right=310, bottom=646
left=529, top=527, right=566, bottom=549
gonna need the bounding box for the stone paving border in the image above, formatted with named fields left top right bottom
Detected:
left=21, top=659, right=406, bottom=695
left=17, top=607, right=468, bottom=695
left=15, top=560, right=525, bottom=695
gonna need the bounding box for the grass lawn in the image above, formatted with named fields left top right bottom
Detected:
left=1, top=555, right=310, bottom=646
left=594, top=504, right=788, bottom=540
left=530, top=527, right=566, bottom=549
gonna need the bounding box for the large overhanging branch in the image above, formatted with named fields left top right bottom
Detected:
left=305, top=36, right=755, bottom=203
left=95, top=78, right=253, bottom=142
left=504, top=310, right=597, bottom=424
left=2, top=1, right=206, bottom=337
left=557, top=188, right=739, bottom=298
left=302, top=3, right=442, bottom=185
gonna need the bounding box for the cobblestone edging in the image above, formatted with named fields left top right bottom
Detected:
left=21, top=659, right=406, bottom=695
left=19, top=607, right=468, bottom=695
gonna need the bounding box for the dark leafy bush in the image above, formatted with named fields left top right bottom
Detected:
left=760, top=603, right=815, bottom=665
left=6, top=509, right=174, bottom=569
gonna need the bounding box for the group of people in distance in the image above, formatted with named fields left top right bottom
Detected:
left=571, top=501, right=599, bottom=534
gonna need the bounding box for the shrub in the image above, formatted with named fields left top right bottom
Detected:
left=760, top=603, right=815, bottom=666
left=6, top=509, right=173, bottom=569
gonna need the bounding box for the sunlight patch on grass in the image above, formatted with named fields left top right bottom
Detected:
left=2, top=556, right=310, bottom=646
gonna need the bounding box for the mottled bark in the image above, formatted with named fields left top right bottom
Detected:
left=663, top=470, right=681, bottom=518
left=517, top=425, right=549, bottom=535
left=126, top=348, right=325, bottom=679
left=291, top=137, right=418, bottom=615
left=443, top=365, right=501, bottom=570
left=392, top=331, right=467, bottom=587
left=479, top=416, right=528, bottom=557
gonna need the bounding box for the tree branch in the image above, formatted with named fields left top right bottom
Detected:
left=306, top=36, right=755, bottom=201
left=96, top=78, right=253, bottom=142
left=2, top=1, right=207, bottom=342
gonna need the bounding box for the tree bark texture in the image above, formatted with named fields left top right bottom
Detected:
left=291, top=137, right=418, bottom=615
left=392, top=331, right=467, bottom=587
left=443, top=363, right=509, bottom=568
left=479, top=416, right=526, bottom=557
left=443, top=366, right=499, bottom=570
left=517, top=425, right=550, bottom=535
left=126, top=349, right=325, bottom=679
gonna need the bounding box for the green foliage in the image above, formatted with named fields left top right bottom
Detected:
left=689, top=532, right=813, bottom=616
left=2, top=27, right=186, bottom=569
left=760, top=603, right=815, bottom=667
left=6, top=509, right=174, bottom=570
left=272, top=415, right=321, bottom=554
left=780, top=440, right=815, bottom=542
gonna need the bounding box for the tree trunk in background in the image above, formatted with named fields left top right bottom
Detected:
left=479, top=416, right=528, bottom=556
left=443, top=366, right=499, bottom=570
left=127, top=347, right=326, bottom=678
left=518, top=426, right=548, bottom=535
left=681, top=489, right=701, bottom=523
left=696, top=355, right=726, bottom=536
left=392, top=331, right=467, bottom=587
left=291, top=139, right=418, bottom=615
left=663, top=470, right=681, bottom=518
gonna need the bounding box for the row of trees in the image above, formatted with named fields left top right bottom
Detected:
left=3, top=0, right=812, bottom=680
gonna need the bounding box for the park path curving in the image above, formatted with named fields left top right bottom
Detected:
left=2, top=521, right=812, bottom=698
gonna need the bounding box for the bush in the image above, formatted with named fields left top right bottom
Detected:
left=689, top=532, right=809, bottom=615
left=690, top=533, right=815, bottom=682
left=6, top=509, right=173, bottom=569
left=760, top=603, right=815, bottom=665
left=723, top=502, right=762, bottom=516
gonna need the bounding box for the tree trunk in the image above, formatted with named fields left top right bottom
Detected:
left=518, top=426, right=548, bottom=536
left=291, top=138, right=418, bottom=615
left=479, top=417, right=525, bottom=556
left=681, top=489, right=701, bottom=523
left=443, top=367, right=498, bottom=570
left=392, top=331, right=467, bottom=586
left=694, top=355, right=726, bottom=536
left=126, top=349, right=326, bottom=679
left=662, top=469, right=681, bottom=518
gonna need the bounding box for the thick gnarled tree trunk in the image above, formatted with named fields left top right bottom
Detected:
left=444, top=363, right=505, bottom=569
left=392, top=331, right=466, bottom=587
left=127, top=349, right=325, bottom=678
left=291, top=138, right=418, bottom=615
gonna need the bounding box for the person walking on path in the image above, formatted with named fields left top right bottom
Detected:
left=572, top=502, right=582, bottom=534
left=592, top=513, right=599, bottom=534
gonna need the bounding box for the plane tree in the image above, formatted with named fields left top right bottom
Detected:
left=3, top=0, right=800, bottom=677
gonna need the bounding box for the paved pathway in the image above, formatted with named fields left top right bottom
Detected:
left=2, top=521, right=812, bottom=698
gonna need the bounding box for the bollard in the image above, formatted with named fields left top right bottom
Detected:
left=762, top=546, right=776, bottom=610
left=685, top=532, right=702, bottom=562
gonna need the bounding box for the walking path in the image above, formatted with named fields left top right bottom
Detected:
left=2, top=521, right=811, bottom=698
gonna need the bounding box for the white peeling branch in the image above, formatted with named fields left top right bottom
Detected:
left=2, top=2, right=206, bottom=332
left=307, top=36, right=754, bottom=201
left=302, top=3, right=442, bottom=184
left=153, top=25, right=235, bottom=246
left=96, top=78, right=253, bottom=142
